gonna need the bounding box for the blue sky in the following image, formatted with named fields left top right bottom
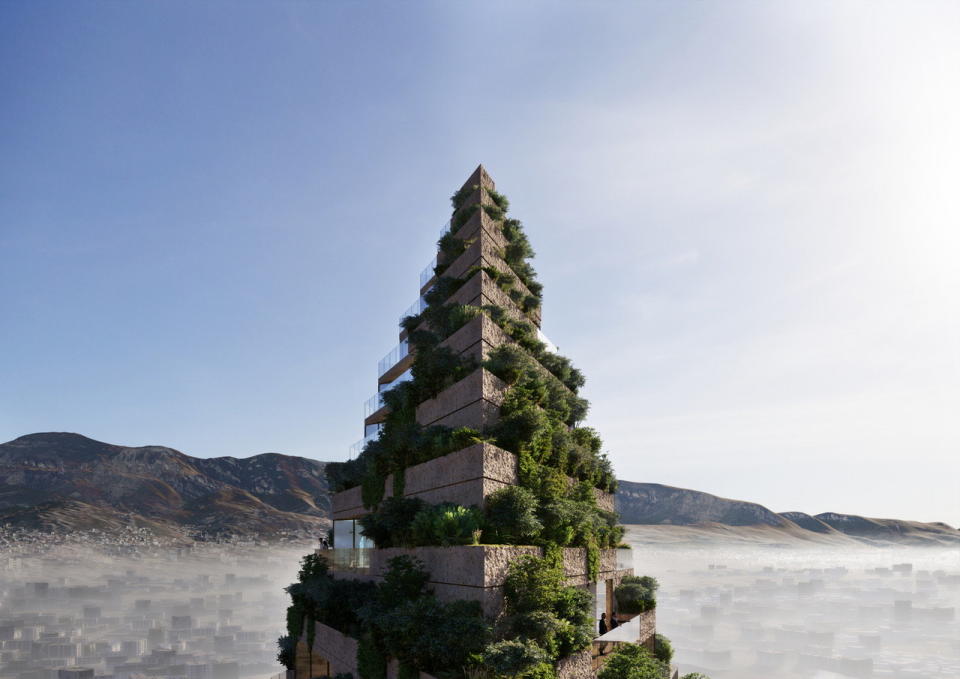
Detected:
left=1, top=2, right=958, bottom=525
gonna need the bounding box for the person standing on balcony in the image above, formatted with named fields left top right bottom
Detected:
left=599, top=612, right=608, bottom=635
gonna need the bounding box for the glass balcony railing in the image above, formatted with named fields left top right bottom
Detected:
left=617, top=547, right=633, bottom=571
left=364, top=392, right=386, bottom=418
left=399, top=295, right=428, bottom=325
left=348, top=431, right=379, bottom=457
left=378, top=339, right=409, bottom=378
left=419, top=255, right=437, bottom=290
left=440, top=219, right=451, bottom=237
left=328, top=548, right=372, bottom=573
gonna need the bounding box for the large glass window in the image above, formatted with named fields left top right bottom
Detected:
left=332, top=519, right=375, bottom=550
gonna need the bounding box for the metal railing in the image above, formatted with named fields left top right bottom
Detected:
left=377, top=339, right=409, bottom=378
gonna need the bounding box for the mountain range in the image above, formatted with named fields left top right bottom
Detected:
left=0, top=432, right=329, bottom=538
left=1, top=433, right=956, bottom=546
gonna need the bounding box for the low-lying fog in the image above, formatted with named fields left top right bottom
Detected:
left=624, top=527, right=960, bottom=678
left=0, top=532, right=308, bottom=679
left=2, top=530, right=957, bottom=679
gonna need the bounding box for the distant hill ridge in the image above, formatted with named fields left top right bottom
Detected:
left=1, top=433, right=956, bottom=546
left=0, top=432, right=329, bottom=537
left=616, top=480, right=959, bottom=546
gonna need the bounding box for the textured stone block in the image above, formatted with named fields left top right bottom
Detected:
left=638, top=609, right=656, bottom=649
left=331, top=485, right=364, bottom=521
left=311, top=622, right=358, bottom=678
left=557, top=650, right=593, bottom=679
left=439, top=314, right=513, bottom=364
left=415, top=368, right=507, bottom=429
left=454, top=210, right=508, bottom=252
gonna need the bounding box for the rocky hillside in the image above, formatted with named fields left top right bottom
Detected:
left=616, top=481, right=789, bottom=526
left=3, top=432, right=955, bottom=546
left=0, top=433, right=329, bottom=537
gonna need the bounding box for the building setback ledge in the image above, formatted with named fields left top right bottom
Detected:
left=330, top=442, right=615, bottom=520
left=415, top=367, right=507, bottom=429
left=333, top=545, right=626, bottom=589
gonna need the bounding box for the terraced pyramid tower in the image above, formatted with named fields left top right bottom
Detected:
left=283, top=166, right=657, bottom=679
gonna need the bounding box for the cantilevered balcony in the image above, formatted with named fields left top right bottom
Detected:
left=420, top=256, right=437, bottom=292
left=364, top=392, right=386, bottom=419
left=377, top=339, right=412, bottom=383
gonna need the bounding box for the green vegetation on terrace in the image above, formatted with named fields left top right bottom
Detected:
left=595, top=644, right=668, bottom=679
left=594, top=639, right=705, bottom=679
left=481, top=555, right=594, bottom=677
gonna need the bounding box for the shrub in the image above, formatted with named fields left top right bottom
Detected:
left=326, top=455, right=368, bottom=492
left=452, top=203, right=479, bottom=231
left=276, top=635, right=295, bottom=669
left=410, top=503, right=482, bottom=546
left=363, top=558, right=491, bottom=675
left=500, top=556, right=593, bottom=660
left=653, top=633, right=673, bottom=664
left=358, top=497, right=425, bottom=548
left=487, top=188, right=510, bottom=213
left=481, top=640, right=552, bottom=679
left=483, top=486, right=543, bottom=544
left=379, top=556, right=431, bottom=607
left=451, top=184, right=477, bottom=212
left=357, top=634, right=387, bottom=679
left=398, top=663, right=418, bottom=679
left=502, top=556, right=566, bottom=616
left=382, top=597, right=490, bottom=673
left=614, top=576, right=658, bottom=615
left=596, top=644, right=668, bottom=679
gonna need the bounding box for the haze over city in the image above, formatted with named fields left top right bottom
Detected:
left=2, top=1, right=958, bottom=526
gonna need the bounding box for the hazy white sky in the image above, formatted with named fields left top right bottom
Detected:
left=1, top=2, right=957, bottom=524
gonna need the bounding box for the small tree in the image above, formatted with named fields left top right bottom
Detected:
left=596, top=644, right=668, bottom=679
